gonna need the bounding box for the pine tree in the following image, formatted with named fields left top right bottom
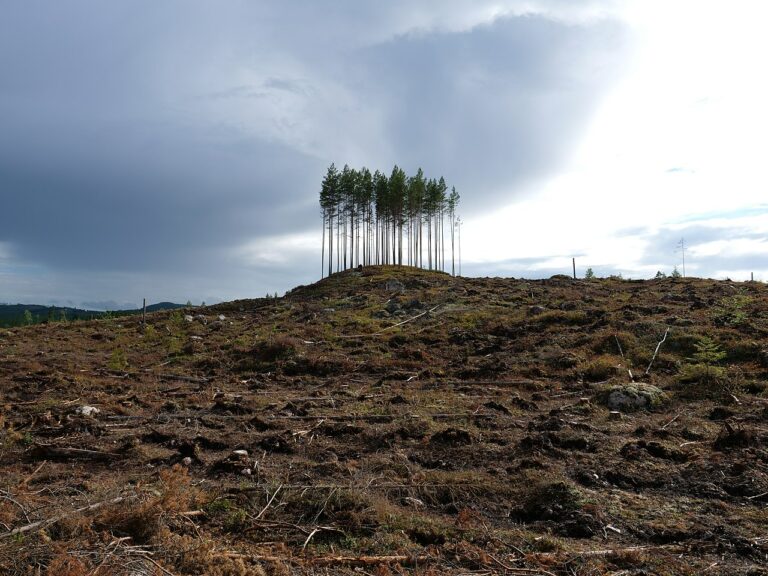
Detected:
left=388, top=166, right=407, bottom=266
left=320, top=164, right=340, bottom=277
left=447, top=187, right=460, bottom=276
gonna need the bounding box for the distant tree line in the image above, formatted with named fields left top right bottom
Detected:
left=0, top=306, right=97, bottom=327
left=319, top=164, right=460, bottom=277
left=0, top=303, right=188, bottom=328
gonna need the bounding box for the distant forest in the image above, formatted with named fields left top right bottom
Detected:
left=0, top=302, right=185, bottom=328
left=320, top=164, right=460, bottom=277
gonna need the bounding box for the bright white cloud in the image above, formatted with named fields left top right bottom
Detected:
left=236, top=232, right=319, bottom=267
left=464, top=0, right=768, bottom=280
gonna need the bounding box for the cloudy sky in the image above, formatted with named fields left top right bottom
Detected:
left=1, top=1, right=767, bottom=309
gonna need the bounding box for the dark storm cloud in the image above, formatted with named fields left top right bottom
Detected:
left=0, top=132, right=322, bottom=270
left=0, top=1, right=629, bottom=302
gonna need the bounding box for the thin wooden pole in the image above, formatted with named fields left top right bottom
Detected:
left=572, top=258, right=576, bottom=279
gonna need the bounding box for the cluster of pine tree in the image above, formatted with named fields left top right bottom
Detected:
left=320, top=164, right=460, bottom=277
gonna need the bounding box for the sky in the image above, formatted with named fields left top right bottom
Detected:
left=1, top=1, right=767, bottom=309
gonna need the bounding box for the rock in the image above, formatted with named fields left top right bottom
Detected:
left=76, top=406, right=100, bottom=417
left=210, top=449, right=252, bottom=475
left=183, top=340, right=203, bottom=355
left=404, top=298, right=422, bottom=310
left=181, top=456, right=193, bottom=466
left=385, top=300, right=401, bottom=313
left=194, top=314, right=207, bottom=325
left=403, top=497, right=426, bottom=509
left=608, top=411, right=622, bottom=421
left=709, top=406, right=734, bottom=421
left=527, top=305, right=547, bottom=316
left=384, top=279, right=405, bottom=292
left=209, top=321, right=224, bottom=331
left=430, top=428, right=472, bottom=446
left=597, top=383, right=668, bottom=412
left=184, top=315, right=194, bottom=323
left=759, top=349, right=768, bottom=369
left=218, top=314, right=226, bottom=321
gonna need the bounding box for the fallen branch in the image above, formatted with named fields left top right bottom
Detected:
left=311, top=554, right=432, bottom=567
left=0, top=495, right=130, bottom=540
left=644, top=327, right=670, bottom=376
left=339, top=306, right=439, bottom=338
left=382, top=305, right=439, bottom=331
left=30, top=444, right=117, bottom=462
left=157, top=373, right=209, bottom=384
left=533, top=543, right=687, bottom=559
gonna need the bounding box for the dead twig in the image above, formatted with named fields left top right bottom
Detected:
left=254, top=484, right=282, bottom=520
left=746, top=491, right=768, bottom=500
left=302, top=527, right=321, bottom=550
left=0, top=491, right=30, bottom=523
left=614, top=335, right=634, bottom=381
left=20, top=461, right=47, bottom=488
left=661, top=413, right=680, bottom=430
left=644, top=327, right=669, bottom=376
left=136, top=554, right=179, bottom=576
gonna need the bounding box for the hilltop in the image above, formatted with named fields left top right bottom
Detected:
left=0, top=266, right=767, bottom=575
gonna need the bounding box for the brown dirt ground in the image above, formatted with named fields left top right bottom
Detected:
left=1, top=266, right=767, bottom=575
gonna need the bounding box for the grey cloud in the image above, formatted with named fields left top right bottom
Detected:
left=0, top=2, right=630, bottom=303
left=634, top=223, right=768, bottom=278
left=345, top=15, right=628, bottom=212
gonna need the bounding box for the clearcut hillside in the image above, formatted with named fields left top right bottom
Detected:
left=1, top=266, right=767, bottom=575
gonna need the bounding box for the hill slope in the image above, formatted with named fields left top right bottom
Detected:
left=0, top=266, right=767, bottom=575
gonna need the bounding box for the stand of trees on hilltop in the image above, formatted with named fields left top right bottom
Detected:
left=320, top=164, right=460, bottom=277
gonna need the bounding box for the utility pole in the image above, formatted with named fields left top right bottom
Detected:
left=572, top=258, right=576, bottom=280
left=677, top=237, right=686, bottom=278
